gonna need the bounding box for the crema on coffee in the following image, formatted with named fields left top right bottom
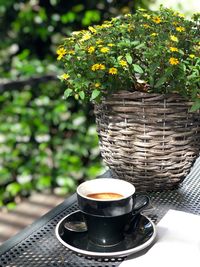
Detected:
left=87, top=192, right=124, bottom=200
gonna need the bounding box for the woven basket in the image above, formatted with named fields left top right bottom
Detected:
left=94, top=91, right=200, bottom=192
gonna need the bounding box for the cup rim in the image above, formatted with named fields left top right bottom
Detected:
left=77, top=178, right=135, bottom=202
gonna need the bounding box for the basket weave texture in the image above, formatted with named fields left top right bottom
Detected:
left=94, top=91, right=200, bottom=192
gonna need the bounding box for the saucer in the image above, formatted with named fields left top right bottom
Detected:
left=55, top=210, right=156, bottom=258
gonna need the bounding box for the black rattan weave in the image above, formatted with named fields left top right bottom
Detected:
left=0, top=157, right=200, bottom=267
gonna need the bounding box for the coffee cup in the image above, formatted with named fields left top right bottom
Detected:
left=76, top=178, right=149, bottom=246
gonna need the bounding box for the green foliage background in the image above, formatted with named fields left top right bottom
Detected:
left=0, top=0, right=151, bottom=208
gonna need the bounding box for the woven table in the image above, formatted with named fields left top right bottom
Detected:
left=0, top=157, right=200, bottom=267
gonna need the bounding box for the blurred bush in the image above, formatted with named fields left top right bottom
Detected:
left=0, top=0, right=151, bottom=208
left=0, top=81, right=103, bottom=207
left=0, top=0, right=152, bottom=80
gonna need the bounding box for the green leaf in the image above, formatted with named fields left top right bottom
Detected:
left=133, top=64, right=143, bottom=74
left=75, top=44, right=79, bottom=51
left=75, top=94, right=79, bottom=100
left=56, top=176, right=69, bottom=187
left=64, top=89, right=73, bottom=98
left=135, top=43, right=145, bottom=49
left=90, top=89, right=100, bottom=101
left=179, top=49, right=185, bottom=55
left=117, top=56, right=123, bottom=61
left=149, top=76, right=155, bottom=87
left=36, top=176, right=51, bottom=189
left=188, top=73, right=198, bottom=80
left=65, top=177, right=76, bottom=190
left=61, top=12, right=76, bottom=24
left=7, top=202, right=17, bottom=210
left=154, top=76, right=167, bottom=88
left=86, top=164, right=103, bottom=177
left=79, top=91, right=85, bottom=100
left=18, top=49, right=30, bottom=60
left=6, top=182, right=21, bottom=196
left=190, top=100, right=200, bottom=112
left=131, top=41, right=140, bottom=46
left=125, top=53, right=133, bottom=64
left=72, top=4, right=84, bottom=12
left=82, top=10, right=101, bottom=26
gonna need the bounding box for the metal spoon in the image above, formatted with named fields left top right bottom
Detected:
left=64, top=210, right=87, bottom=233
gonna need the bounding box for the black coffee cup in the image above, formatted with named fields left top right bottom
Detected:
left=76, top=178, right=149, bottom=246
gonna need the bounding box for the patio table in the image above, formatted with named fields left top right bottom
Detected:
left=0, top=157, right=200, bottom=267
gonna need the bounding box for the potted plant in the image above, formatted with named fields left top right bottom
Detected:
left=57, top=7, right=200, bottom=191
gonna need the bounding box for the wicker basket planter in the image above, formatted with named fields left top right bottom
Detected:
left=94, top=91, right=200, bottom=192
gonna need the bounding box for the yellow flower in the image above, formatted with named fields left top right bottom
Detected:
left=107, top=43, right=115, bottom=47
left=109, top=67, right=118, bottom=75
left=91, top=64, right=99, bottom=71
left=143, top=14, right=150, bottom=19
left=100, top=47, right=110, bottom=53
left=96, top=25, right=102, bottom=30
left=97, top=22, right=112, bottom=29
left=143, top=24, right=150, bottom=28
left=169, top=57, right=179, bottom=65
left=98, top=64, right=106, bottom=70
left=68, top=50, right=75, bottom=55
left=101, top=23, right=112, bottom=28
left=151, top=33, right=158, bottom=37
left=138, top=8, right=146, bottom=12
left=95, top=83, right=101, bottom=88
left=91, top=64, right=105, bottom=71
left=60, top=73, right=70, bottom=80
left=124, top=13, right=132, bottom=18
left=71, top=31, right=81, bottom=36
left=128, top=24, right=134, bottom=32
left=152, top=16, right=162, bottom=24
left=119, top=60, right=128, bottom=67
left=120, top=24, right=127, bottom=29
left=80, top=32, right=91, bottom=42
left=189, top=54, right=195, bottom=58
left=96, top=40, right=103, bottom=45
left=169, top=47, right=179, bottom=52
left=88, top=46, right=95, bottom=54
left=176, top=26, right=185, bottom=32
left=56, top=47, right=67, bottom=60
left=177, top=12, right=185, bottom=18
left=170, top=35, right=179, bottom=42
left=88, top=26, right=97, bottom=34
left=111, top=17, right=117, bottom=22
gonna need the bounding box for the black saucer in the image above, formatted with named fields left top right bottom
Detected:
left=55, top=210, right=156, bottom=258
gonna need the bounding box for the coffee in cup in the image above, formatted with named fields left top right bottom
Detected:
left=86, top=192, right=124, bottom=200
left=76, top=178, right=149, bottom=246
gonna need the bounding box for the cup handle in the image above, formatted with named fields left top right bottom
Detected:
left=125, top=194, right=150, bottom=233
left=132, top=194, right=150, bottom=215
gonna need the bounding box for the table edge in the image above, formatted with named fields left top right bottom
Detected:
left=0, top=171, right=111, bottom=256
left=0, top=193, right=77, bottom=256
